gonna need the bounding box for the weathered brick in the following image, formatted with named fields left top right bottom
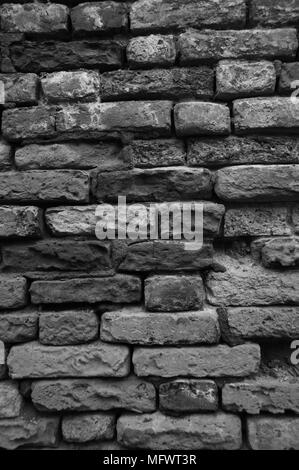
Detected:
left=128, top=139, right=185, bottom=168
left=0, top=206, right=42, bottom=238
left=127, top=35, right=176, bottom=68
left=30, top=275, right=141, bottom=305
left=100, top=307, right=220, bottom=345
left=216, top=60, right=276, bottom=100
left=206, top=255, right=299, bottom=306
left=250, top=0, right=299, bottom=27
left=0, top=406, right=59, bottom=450
left=130, top=0, right=246, bottom=32
left=0, top=139, right=11, bottom=169
left=219, top=307, right=299, bottom=344
left=133, top=343, right=260, bottom=378
left=223, top=378, right=299, bottom=414
left=0, top=276, right=27, bottom=310
left=234, top=98, right=299, bottom=134
left=8, top=340, right=130, bottom=379
left=279, top=62, right=299, bottom=93
left=94, top=167, right=212, bottom=202
left=2, top=240, right=112, bottom=273
left=56, top=101, right=172, bottom=138
left=0, top=73, right=38, bottom=105
left=2, top=106, right=56, bottom=141
left=159, top=380, right=218, bottom=413
left=41, top=70, right=100, bottom=103
left=175, top=102, right=230, bottom=137
left=15, top=142, right=127, bottom=171
left=71, top=2, right=128, bottom=34
left=145, top=275, right=204, bottom=311
left=0, top=170, right=89, bottom=203
left=178, top=29, right=298, bottom=63
left=114, top=241, right=214, bottom=272
left=224, top=204, right=291, bottom=237
left=215, top=165, right=299, bottom=202
left=0, top=3, right=69, bottom=34
left=31, top=376, right=156, bottom=413
left=188, top=136, right=299, bottom=167
left=62, top=413, right=115, bottom=443
left=224, top=205, right=291, bottom=237
left=10, top=40, right=123, bottom=73
left=39, top=309, right=99, bottom=346
left=0, top=310, right=38, bottom=343
left=101, top=67, right=214, bottom=100
left=247, top=416, right=299, bottom=450
left=117, top=411, right=242, bottom=450
left=252, top=237, right=299, bottom=268
left=0, top=381, right=23, bottom=418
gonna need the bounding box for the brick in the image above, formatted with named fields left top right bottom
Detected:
left=253, top=237, right=299, bottom=268
left=30, top=275, right=141, bottom=305
left=100, top=307, right=220, bottom=345
left=178, top=29, right=298, bottom=63
left=223, top=378, right=299, bottom=414
left=94, top=167, right=212, bottom=202
left=128, top=139, right=185, bottom=168
left=115, top=241, right=214, bottom=272
left=188, top=136, right=299, bottom=167
left=206, top=254, right=299, bottom=306
left=250, top=0, right=299, bottom=27
left=31, top=376, right=156, bottom=413
left=0, top=276, right=27, bottom=310
left=62, top=413, right=115, bottom=443
left=10, top=40, right=122, bottom=73
left=175, top=102, right=231, bottom=137
left=0, top=3, right=69, bottom=34
left=145, top=275, right=204, bottom=311
left=279, top=62, right=299, bottom=93
left=215, top=165, right=299, bottom=202
left=224, top=205, right=291, bottom=237
left=0, top=206, right=42, bottom=238
left=39, top=309, right=99, bottom=346
left=56, top=101, right=172, bottom=139
left=247, top=416, right=299, bottom=450
left=0, top=170, right=89, bottom=203
left=0, top=310, right=38, bottom=343
left=216, top=60, right=276, bottom=100
left=2, top=240, right=112, bottom=273
left=117, top=411, right=242, bottom=450
left=234, top=97, right=299, bottom=134
left=7, top=340, right=130, bottom=379
left=2, top=106, right=56, bottom=141
left=219, top=307, right=299, bottom=345
left=133, top=343, right=260, bottom=378
left=0, top=381, right=23, bottom=418
left=15, top=142, right=127, bottom=171
left=41, top=70, right=100, bottom=103
left=101, top=67, right=214, bottom=101
left=0, top=406, right=59, bottom=450
left=130, top=0, right=246, bottom=32
left=0, top=73, right=38, bottom=105
left=71, top=2, right=128, bottom=34
left=0, top=139, right=11, bottom=169
left=127, top=35, right=176, bottom=68
left=159, top=380, right=218, bottom=413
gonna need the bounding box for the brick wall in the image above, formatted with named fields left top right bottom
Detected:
left=0, top=0, right=299, bottom=450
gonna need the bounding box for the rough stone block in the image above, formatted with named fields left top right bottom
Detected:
left=7, top=340, right=130, bottom=379
left=174, top=102, right=231, bottom=137
left=0, top=73, right=38, bottom=105
left=247, top=416, right=299, bottom=450
left=252, top=237, right=299, bottom=268
left=127, top=35, right=176, bottom=68
left=0, top=139, right=11, bottom=170
left=31, top=376, right=156, bottom=413
left=133, top=343, right=261, bottom=378
left=279, top=62, right=299, bottom=93
left=0, top=276, right=27, bottom=310
left=0, top=206, right=42, bottom=238
left=62, top=413, right=115, bottom=443
left=41, top=70, right=100, bottom=102
left=145, top=275, right=204, bottom=311
left=159, top=380, right=218, bottom=413
left=71, top=2, right=128, bottom=34
left=2, top=106, right=56, bottom=141
left=128, top=139, right=185, bottom=168
left=250, top=0, right=299, bottom=26
left=0, top=381, right=23, bottom=418
left=100, top=307, right=220, bottom=345
left=0, top=310, right=38, bottom=343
